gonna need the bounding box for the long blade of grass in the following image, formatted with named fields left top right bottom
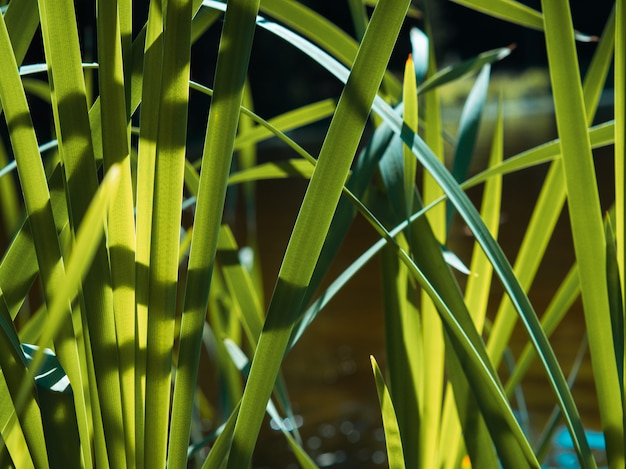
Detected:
left=356, top=192, right=540, bottom=467
left=605, top=213, right=624, bottom=389
left=463, top=120, right=613, bottom=189
left=232, top=99, right=336, bottom=151
left=380, top=239, right=422, bottom=469
left=168, top=0, right=260, bottom=466
left=486, top=159, right=567, bottom=363
left=487, top=0, right=614, bottom=370
left=37, top=0, right=126, bottom=463
left=97, top=1, right=136, bottom=464
left=143, top=0, right=193, bottom=465
left=447, top=64, right=490, bottom=230
left=259, top=0, right=401, bottom=100
left=0, top=10, right=96, bottom=468
left=448, top=99, right=504, bottom=468
left=541, top=1, right=623, bottom=466
left=133, top=3, right=165, bottom=464
left=0, top=163, right=67, bottom=320
left=416, top=46, right=512, bottom=95
left=224, top=1, right=411, bottom=466
left=616, top=0, right=626, bottom=339
left=505, top=265, right=580, bottom=395
left=420, top=12, right=448, bottom=466
left=405, top=53, right=443, bottom=469
left=371, top=356, right=406, bottom=469
left=227, top=159, right=314, bottom=184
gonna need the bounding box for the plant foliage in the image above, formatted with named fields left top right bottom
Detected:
left=0, top=0, right=621, bottom=467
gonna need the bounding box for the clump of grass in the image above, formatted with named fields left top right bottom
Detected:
left=0, top=0, right=621, bottom=468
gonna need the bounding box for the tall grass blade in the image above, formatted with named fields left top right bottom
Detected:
left=605, top=214, right=624, bottom=388
left=258, top=0, right=401, bottom=98
left=380, top=238, right=422, bottom=469
left=134, top=3, right=164, bottom=464
left=450, top=99, right=503, bottom=468
left=224, top=1, right=411, bottom=466
left=542, top=1, right=623, bottom=466
left=421, top=11, right=449, bottom=466
left=463, top=121, right=613, bottom=189
left=371, top=356, right=406, bottom=469
left=416, top=46, right=511, bottom=95
left=0, top=9, right=96, bottom=467
left=143, top=0, right=193, bottom=465
left=168, top=0, right=260, bottom=466
left=447, top=64, right=490, bottom=230
left=616, top=0, right=626, bottom=336
left=38, top=0, right=128, bottom=463
left=97, top=1, right=136, bottom=464
left=1, top=0, right=39, bottom=89
left=486, top=159, right=567, bottom=364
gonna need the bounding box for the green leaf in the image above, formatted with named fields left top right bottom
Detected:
left=371, top=356, right=406, bottom=469
left=143, top=0, right=193, bottom=466
left=615, top=0, right=626, bottom=331
left=97, top=1, right=136, bottom=464
left=542, top=0, right=622, bottom=466
left=416, top=46, right=512, bottom=95
left=169, top=0, right=262, bottom=466
left=447, top=65, right=491, bottom=230
left=224, top=1, right=411, bottom=466
left=259, top=0, right=401, bottom=99
left=0, top=297, right=47, bottom=469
